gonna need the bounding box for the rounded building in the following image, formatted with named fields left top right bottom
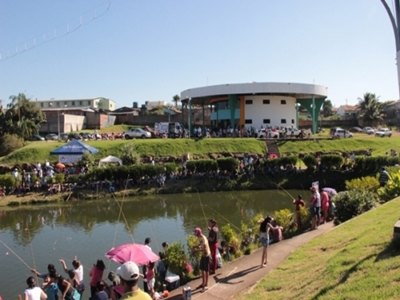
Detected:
left=180, top=82, right=328, bottom=133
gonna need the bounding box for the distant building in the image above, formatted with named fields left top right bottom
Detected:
left=35, top=97, right=116, bottom=111
left=336, top=105, right=357, bottom=119
left=145, top=100, right=165, bottom=109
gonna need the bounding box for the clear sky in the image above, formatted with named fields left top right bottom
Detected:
left=0, top=0, right=398, bottom=108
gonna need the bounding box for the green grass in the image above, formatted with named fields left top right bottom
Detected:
left=240, top=197, right=400, bottom=300
left=1, top=135, right=400, bottom=165
left=0, top=138, right=266, bottom=164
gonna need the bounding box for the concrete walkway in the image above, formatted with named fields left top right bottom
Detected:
left=166, top=222, right=335, bottom=300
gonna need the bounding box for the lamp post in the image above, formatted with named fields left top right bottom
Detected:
left=380, top=0, right=400, bottom=97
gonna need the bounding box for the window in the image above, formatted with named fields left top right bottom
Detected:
left=263, top=119, right=270, bottom=124
left=56, top=102, right=60, bottom=107
left=40, top=103, right=43, bottom=108
left=281, top=100, right=286, bottom=104
left=291, top=119, right=295, bottom=124
left=245, top=119, right=253, bottom=124
left=79, top=101, right=83, bottom=105
left=71, top=101, right=75, bottom=106
left=263, top=99, right=270, bottom=104
left=245, top=100, right=253, bottom=105
left=281, top=119, right=287, bottom=124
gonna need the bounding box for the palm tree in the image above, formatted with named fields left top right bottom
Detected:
left=173, top=94, right=180, bottom=108
left=357, top=93, right=384, bottom=127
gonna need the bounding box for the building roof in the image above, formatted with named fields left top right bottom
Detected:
left=181, top=82, right=328, bottom=104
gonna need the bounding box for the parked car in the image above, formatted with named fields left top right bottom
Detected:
left=45, top=133, right=59, bottom=141
left=349, top=126, right=363, bottom=133
left=257, top=128, right=280, bottom=139
left=375, top=128, right=392, bottom=137
left=124, top=128, right=152, bottom=139
left=363, top=127, right=375, bottom=135
left=331, top=127, right=353, bottom=138
left=28, top=134, right=45, bottom=141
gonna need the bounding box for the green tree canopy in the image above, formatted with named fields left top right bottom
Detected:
left=357, top=92, right=383, bottom=127
left=0, top=93, right=45, bottom=139
left=322, top=99, right=333, bottom=117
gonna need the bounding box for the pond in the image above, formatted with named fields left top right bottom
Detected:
left=0, top=189, right=306, bottom=299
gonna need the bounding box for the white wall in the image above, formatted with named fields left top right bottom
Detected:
left=244, top=95, right=296, bottom=130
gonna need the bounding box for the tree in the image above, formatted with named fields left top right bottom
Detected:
left=0, top=93, right=45, bottom=139
left=173, top=94, right=180, bottom=108
left=357, top=93, right=383, bottom=127
left=322, top=99, right=333, bottom=117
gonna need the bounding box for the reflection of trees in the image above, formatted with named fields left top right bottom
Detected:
left=0, top=190, right=297, bottom=246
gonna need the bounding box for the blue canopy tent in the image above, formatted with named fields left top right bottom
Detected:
left=50, top=140, right=99, bottom=163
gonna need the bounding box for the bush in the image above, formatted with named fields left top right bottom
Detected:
left=220, top=223, right=242, bottom=258
left=302, top=155, right=318, bottom=170
left=345, top=176, right=380, bottom=193
left=378, top=171, right=400, bottom=202
left=165, top=242, right=188, bottom=279
left=320, top=155, right=343, bottom=170
left=217, top=158, right=239, bottom=173
left=0, top=134, right=24, bottom=156
left=0, top=174, right=16, bottom=188
left=334, top=190, right=378, bottom=224
left=274, top=209, right=296, bottom=237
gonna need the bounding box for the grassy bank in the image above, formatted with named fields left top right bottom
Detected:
left=0, top=138, right=266, bottom=165
left=240, top=197, right=400, bottom=300
left=1, top=135, right=400, bottom=165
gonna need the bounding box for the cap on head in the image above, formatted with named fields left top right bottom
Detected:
left=194, top=227, right=202, bottom=236
left=116, top=261, right=140, bottom=281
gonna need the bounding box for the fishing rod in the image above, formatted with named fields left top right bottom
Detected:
left=0, top=239, right=32, bottom=270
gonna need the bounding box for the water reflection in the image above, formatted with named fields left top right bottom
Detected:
left=0, top=190, right=302, bottom=299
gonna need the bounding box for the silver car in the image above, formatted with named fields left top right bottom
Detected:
left=124, top=128, right=152, bottom=139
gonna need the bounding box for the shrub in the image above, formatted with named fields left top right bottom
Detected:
left=320, top=154, right=343, bottom=170
left=0, top=134, right=24, bottom=156
left=302, top=155, right=318, bottom=170
left=220, top=223, right=242, bottom=258
left=165, top=242, right=188, bottom=279
left=345, top=176, right=380, bottom=193
left=274, top=208, right=296, bottom=237
left=187, top=235, right=201, bottom=276
left=334, top=190, right=378, bottom=224
left=378, top=171, right=400, bottom=202
left=217, top=157, right=239, bottom=173
left=0, top=174, right=16, bottom=188
left=120, top=144, right=141, bottom=165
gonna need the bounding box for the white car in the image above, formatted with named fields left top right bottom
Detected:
left=375, top=128, right=392, bottom=137
left=363, top=127, right=375, bottom=135
left=124, top=128, right=152, bottom=139
left=257, top=128, right=280, bottom=139
left=332, top=128, right=353, bottom=138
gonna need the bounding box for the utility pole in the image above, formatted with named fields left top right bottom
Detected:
left=380, top=0, right=400, bottom=98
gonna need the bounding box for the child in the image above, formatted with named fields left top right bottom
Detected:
left=146, top=261, right=156, bottom=297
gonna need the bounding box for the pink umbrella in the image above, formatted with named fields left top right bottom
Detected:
left=105, top=243, right=159, bottom=265
left=322, top=187, right=337, bottom=197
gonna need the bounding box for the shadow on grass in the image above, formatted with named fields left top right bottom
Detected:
left=375, top=239, right=400, bottom=261
left=310, top=254, right=375, bottom=300
left=311, top=240, right=400, bottom=299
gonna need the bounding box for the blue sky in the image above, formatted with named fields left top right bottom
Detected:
left=0, top=0, right=398, bottom=108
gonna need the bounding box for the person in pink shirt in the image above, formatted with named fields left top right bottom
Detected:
left=320, top=190, right=330, bottom=224
left=89, top=260, right=106, bottom=299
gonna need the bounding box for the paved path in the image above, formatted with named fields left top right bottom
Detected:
left=166, top=222, right=335, bottom=300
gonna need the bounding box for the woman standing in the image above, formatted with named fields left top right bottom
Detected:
left=24, top=276, right=47, bottom=300
left=207, top=219, right=219, bottom=274
left=258, top=216, right=273, bottom=267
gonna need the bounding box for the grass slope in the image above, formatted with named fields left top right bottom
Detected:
left=240, top=198, right=400, bottom=300
left=0, top=138, right=266, bottom=165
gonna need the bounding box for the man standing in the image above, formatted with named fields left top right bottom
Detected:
left=310, top=186, right=321, bottom=230
left=115, top=261, right=151, bottom=300
left=194, top=227, right=211, bottom=292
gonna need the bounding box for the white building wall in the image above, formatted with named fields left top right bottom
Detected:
left=244, top=95, right=297, bottom=130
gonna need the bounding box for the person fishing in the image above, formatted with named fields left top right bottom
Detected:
left=258, top=216, right=274, bottom=267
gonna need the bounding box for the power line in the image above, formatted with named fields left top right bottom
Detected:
left=0, top=0, right=112, bottom=62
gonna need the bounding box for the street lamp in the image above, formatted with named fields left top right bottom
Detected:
left=380, top=0, right=400, bottom=97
